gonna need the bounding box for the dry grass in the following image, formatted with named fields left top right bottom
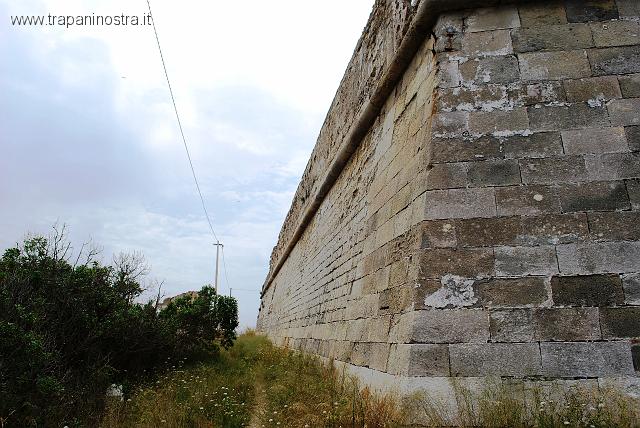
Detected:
left=102, top=334, right=640, bottom=427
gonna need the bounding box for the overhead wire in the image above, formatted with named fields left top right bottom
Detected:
left=145, top=0, right=219, bottom=243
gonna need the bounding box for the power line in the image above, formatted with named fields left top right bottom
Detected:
left=146, top=0, right=219, bottom=243
left=221, top=245, right=231, bottom=291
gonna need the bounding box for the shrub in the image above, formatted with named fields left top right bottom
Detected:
left=0, top=229, right=238, bottom=427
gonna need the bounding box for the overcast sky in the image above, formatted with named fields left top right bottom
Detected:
left=0, top=0, right=375, bottom=327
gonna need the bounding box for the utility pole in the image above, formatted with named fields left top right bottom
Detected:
left=214, top=241, right=223, bottom=294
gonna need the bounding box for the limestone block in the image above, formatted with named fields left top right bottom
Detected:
left=588, top=211, right=640, bottom=241
left=528, top=104, right=610, bottom=132
left=518, top=213, right=589, bottom=245
left=519, top=50, right=591, bottom=81
left=563, top=76, right=622, bottom=102
left=438, top=61, right=460, bottom=89
left=419, top=248, right=495, bottom=278
left=489, top=309, right=535, bottom=342
left=434, top=13, right=464, bottom=53
left=426, top=162, right=468, bottom=190
left=410, top=309, right=490, bottom=343
left=460, top=56, right=520, bottom=85
left=541, top=342, right=634, bottom=377
left=494, top=246, right=559, bottom=276
left=432, top=111, right=468, bottom=137
left=558, top=181, right=630, bottom=212
left=518, top=1, right=568, bottom=26
left=557, top=242, right=640, bottom=274
left=585, top=152, right=640, bottom=180
left=387, top=344, right=450, bottom=376
left=511, top=24, right=594, bottom=53
left=618, top=74, right=640, bottom=98
left=475, top=277, right=548, bottom=308
left=608, top=98, right=640, bottom=126
left=623, top=273, right=640, bottom=305
left=419, top=220, right=457, bottom=249
left=589, top=45, right=640, bottom=75
left=495, top=184, right=562, bottom=216
left=450, top=343, right=542, bottom=376
left=590, top=20, right=640, bottom=47
left=565, top=0, right=619, bottom=22
left=551, top=274, right=625, bottom=306
left=467, top=159, right=521, bottom=187
left=351, top=342, right=390, bottom=371
left=629, top=179, right=640, bottom=210
left=600, top=307, right=640, bottom=338
left=534, top=308, right=601, bottom=341
left=561, top=127, right=627, bottom=154
left=462, top=30, right=513, bottom=57
left=469, top=108, right=529, bottom=135
left=455, top=216, right=522, bottom=247
left=431, top=135, right=503, bottom=163
left=520, top=156, right=589, bottom=184
left=423, top=188, right=497, bottom=220
left=465, top=6, right=520, bottom=32
left=616, top=0, right=640, bottom=17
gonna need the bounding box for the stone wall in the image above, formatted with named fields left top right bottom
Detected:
left=258, top=0, right=640, bottom=403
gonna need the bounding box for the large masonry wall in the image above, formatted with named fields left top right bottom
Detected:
left=259, top=0, right=640, bottom=401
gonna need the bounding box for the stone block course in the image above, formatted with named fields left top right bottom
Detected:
left=496, top=184, right=561, bottom=216
left=551, top=274, right=625, bottom=306
left=387, top=344, right=450, bottom=376
left=534, top=308, right=601, bottom=341
left=563, top=77, right=622, bottom=102
left=623, top=273, right=640, bottom=305
left=465, top=6, right=520, bottom=32
left=607, top=98, right=640, bottom=126
left=450, top=343, right=542, bottom=376
left=588, top=211, right=640, bottom=241
left=423, top=188, right=497, bottom=220
left=519, top=50, right=592, bottom=81
left=462, top=30, right=513, bottom=57
left=590, top=20, right=640, bottom=47
left=561, top=127, right=627, bottom=154
left=460, top=56, right=521, bottom=86
left=475, top=277, right=548, bottom=308
left=619, top=74, right=640, bottom=98
left=558, top=181, right=630, bottom=212
left=411, top=310, right=490, bottom=344
left=419, top=247, right=494, bottom=279
left=557, top=242, right=640, bottom=274
left=600, top=307, right=640, bottom=338
left=495, top=246, right=559, bottom=276
left=489, top=309, right=535, bottom=342
left=511, top=24, right=594, bottom=53
left=520, top=156, right=589, bottom=184
left=589, top=45, right=640, bottom=75
left=469, top=108, right=530, bottom=135
left=518, top=1, right=567, bottom=26
left=528, top=104, right=610, bottom=131
left=541, top=342, right=634, bottom=377
left=565, top=0, right=619, bottom=22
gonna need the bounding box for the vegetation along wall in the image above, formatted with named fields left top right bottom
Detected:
left=257, top=0, right=640, bottom=405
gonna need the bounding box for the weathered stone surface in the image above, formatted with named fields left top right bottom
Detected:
left=557, top=242, right=640, bottom=274
left=520, top=156, right=588, bottom=185
left=495, top=246, right=558, bottom=276
left=585, top=152, right=640, bottom=180
left=565, top=0, right=619, bottom=22
left=558, top=181, right=630, bottom=212
left=423, top=188, right=497, bottom=220
left=561, top=127, right=627, bottom=154
left=431, top=136, right=502, bottom=163
left=563, top=77, right=622, bottom=102
left=623, top=273, right=640, bottom=305
left=541, top=342, right=634, bottom=377
left=419, top=220, right=457, bottom=248
left=475, top=277, right=548, bottom=307
left=434, top=13, right=464, bottom=53
left=589, top=211, right=640, bottom=241
left=589, top=45, right=640, bottom=75
left=460, top=56, right=520, bottom=85
left=495, top=185, right=561, bottom=216
left=617, top=0, right=640, bottom=17
left=462, top=30, right=513, bottom=57
left=600, top=307, right=640, bottom=338
left=411, top=309, right=490, bottom=344
left=450, top=343, right=542, bottom=376
left=534, top=308, right=601, bottom=341
left=634, top=344, right=640, bottom=372
left=608, top=98, right=640, bottom=126
left=387, top=344, right=450, bottom=376
left=507, top=82, right=567, bottom=106
left=439, top=60, right=461, bottom=88
left=528, top=104, right=610, bottom=131
left=426, top=162, right=468, bottom=189
left=351, top=342, right=390, bottom=371
left=518, top=1, right=568, bottom=26
left=455, top=217, right=520, bottom=247
left=419, top=248, right=494, bottom=279
left=465, top=6, right=520, bottom=32
left=629, top=179, right=640, bottom=210
left=590, top=20, right=640, bottom=47
left=519, top=50, right=592, bottom=81
left=522, top=213, right=589, bottom=245
left=490, top=309, right=535, bottom=342
left=432, top=111, right=468, bottom=137
left=551, top=274, right=625, bottom=306
left=468, top=108, right=529, bottom=135
left=626, top=126, right=640, bottom=152
left=619, top=74, right=640, bottom=98
left=467, top=159, right=521, bottom=187
left=502, top=132, right=564, bottom=158
left=511, top=24, right=593, bottom=53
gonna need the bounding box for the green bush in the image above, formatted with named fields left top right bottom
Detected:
left=0, top=231, right=238, bottom=427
